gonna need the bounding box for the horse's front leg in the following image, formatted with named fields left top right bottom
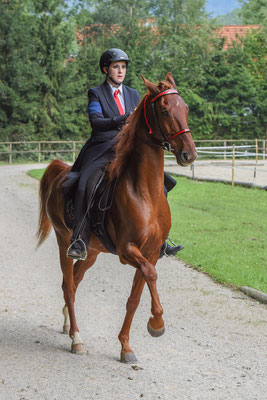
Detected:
left=119, top=269, right=145, bottom=363
left=142, top=265, right=165, bottom=338
left=119, top=245, right=164, bottom=363
left=139, top=257, right=165, bottom=338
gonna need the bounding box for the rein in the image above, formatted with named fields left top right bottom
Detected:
left=144, top=89, right=190, bottom=151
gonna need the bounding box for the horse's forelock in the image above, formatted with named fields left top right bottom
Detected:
left=157, top=80, right=173, bottom=91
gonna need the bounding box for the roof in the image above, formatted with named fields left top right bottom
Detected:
left=217, top=25, right=260, bottom=49
left=76, top=24, right=261, bottom=52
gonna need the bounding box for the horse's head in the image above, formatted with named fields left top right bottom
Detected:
left=141, top=73, right=197, bottom=166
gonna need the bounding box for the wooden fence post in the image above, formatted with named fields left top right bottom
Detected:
left=232, top=144, right=235, bottom=188
left=191, top=163, right=195, bottom=180
left=38, top=142, right=41, bottom=163
left=255, top=138, right=258, bottom=163
left=9, top=143, right=12, bottom=164
left=73, top=142, right=76, bottom=163
left=224, top=140, right=226, bottom=160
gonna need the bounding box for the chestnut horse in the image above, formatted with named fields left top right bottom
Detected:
left=37, top=73, right=197, bottom=363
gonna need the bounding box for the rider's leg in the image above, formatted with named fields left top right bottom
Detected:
left=67, top=172, right=91, bottom=260
left=160, top=172, right=184, bottom=258
left=67, top=166, right=105, bottom=260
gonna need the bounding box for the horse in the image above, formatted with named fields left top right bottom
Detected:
left=37, top=72, right=197, bottom=363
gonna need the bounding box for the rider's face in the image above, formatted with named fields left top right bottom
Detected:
left=105, top=61, right=127, bottom=85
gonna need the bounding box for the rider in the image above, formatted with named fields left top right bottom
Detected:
left=63, top=48, right=183, bottom=260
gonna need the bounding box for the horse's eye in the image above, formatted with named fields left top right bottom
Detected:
left=162, top=110, right=169, bottom=116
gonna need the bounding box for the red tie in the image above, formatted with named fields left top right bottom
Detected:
left=114, top=89, right=124, bottom=115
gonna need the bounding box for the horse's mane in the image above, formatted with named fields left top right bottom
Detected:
left=108, top=80, right=173, bottom=181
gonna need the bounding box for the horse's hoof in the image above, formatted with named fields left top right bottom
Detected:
left=71, top=342, right=86, bottom=355
left=71, top=331, right=86, bottom=355
left=120, top=352, right=137, bottom=364
left=63, top=324, right=70, bottom=334
left=147, top=321, right=165, bottom=337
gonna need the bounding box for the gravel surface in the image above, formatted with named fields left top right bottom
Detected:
left=0, top=164, right=267, bottom=400
left=165, top=159, right=267, bottom=189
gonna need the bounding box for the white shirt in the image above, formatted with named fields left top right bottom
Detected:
left=109, top=83, right=125, bottom=113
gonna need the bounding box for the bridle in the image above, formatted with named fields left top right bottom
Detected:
left=144, top=88, right=190, bottom=151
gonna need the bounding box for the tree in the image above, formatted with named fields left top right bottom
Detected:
left=1, top=0, right=266, bottom=144
left=0, top=0, right=38, bottom=141
left=198, top=36, right=264, bottom=139
left=146, top=0, right=216, bottom=136
left=215, top=9, right=242, bottom=25
left=80, top=0, right=156, bottom=95
left=241, top=28, right=267, bottom=137
left=238, top=0, right=267, bottom=136
left=0, top=0, right=85, bottom=142
left=239, top=0, right=267, bottom=25
left=29, top=0, right=81, bottom=139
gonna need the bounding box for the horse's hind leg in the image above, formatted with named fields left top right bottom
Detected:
left=119, top=270, right=146, bottom=363
left=59, top=247, right=85, bottom=354
left=62, top=304, right=70, bottom=334
left=60, top=248, right=99, bottom=354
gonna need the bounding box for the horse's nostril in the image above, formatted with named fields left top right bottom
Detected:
left=183, top=152, right=189, bottom=161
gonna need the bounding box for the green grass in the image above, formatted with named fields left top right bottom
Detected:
left=169, top=177, right=267, bottom=293
left=28, top=168, right=45, bottom=180
left=29, top=168, right=267, bottom=293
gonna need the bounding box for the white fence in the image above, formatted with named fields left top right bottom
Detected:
left=1, top=139, right=266, bottom=188
left=0, top=139, right=266, bottom=164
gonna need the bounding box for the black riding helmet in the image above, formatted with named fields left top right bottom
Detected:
left=100, top=48, right=130, bottom=74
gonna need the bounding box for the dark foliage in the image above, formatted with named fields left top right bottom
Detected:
left=0, top=0, right=266, bottom=143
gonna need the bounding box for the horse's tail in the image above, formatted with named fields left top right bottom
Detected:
left=37, top=159, right=68, bottom=247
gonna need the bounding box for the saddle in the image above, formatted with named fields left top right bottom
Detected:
left=64, top=172, right=117, bottom=255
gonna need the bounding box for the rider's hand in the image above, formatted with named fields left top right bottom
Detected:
left=113, top=113, right=130, bottom=129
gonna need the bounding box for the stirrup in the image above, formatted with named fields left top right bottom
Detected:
left=159, top=237, right=184, bottom=259
left=67, top=237, right=87, bottom=261
left=161, top=241, right=168, bottom=257
left=167, top=237, right=177, bottom=247
left=162, top=237, right=177, bottom=257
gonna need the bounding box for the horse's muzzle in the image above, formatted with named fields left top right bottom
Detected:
left=175, top=149, right=197, bottom=167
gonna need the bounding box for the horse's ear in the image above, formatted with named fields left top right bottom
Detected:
left=165, top=72, right=177, bottom=89
left=141, top=75, right=159, bottom=94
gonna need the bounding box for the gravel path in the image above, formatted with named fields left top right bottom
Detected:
left=165, top=159, right=267, bottom=189
left=0, top=164, right=266, bottom=400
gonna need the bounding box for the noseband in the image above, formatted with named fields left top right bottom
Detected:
left=144, top=89, right=190, bottom=151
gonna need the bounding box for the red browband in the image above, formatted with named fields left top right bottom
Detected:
left=151, top=89, right=179, bottom=103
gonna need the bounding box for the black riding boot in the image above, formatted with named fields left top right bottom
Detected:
left=159, top=240, right=184, bottom=259
left=67, top=217, right=91, bottom=260
left=161, top=175, right=183, bottom=258
left=66, top=191, right=91, bottom=261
